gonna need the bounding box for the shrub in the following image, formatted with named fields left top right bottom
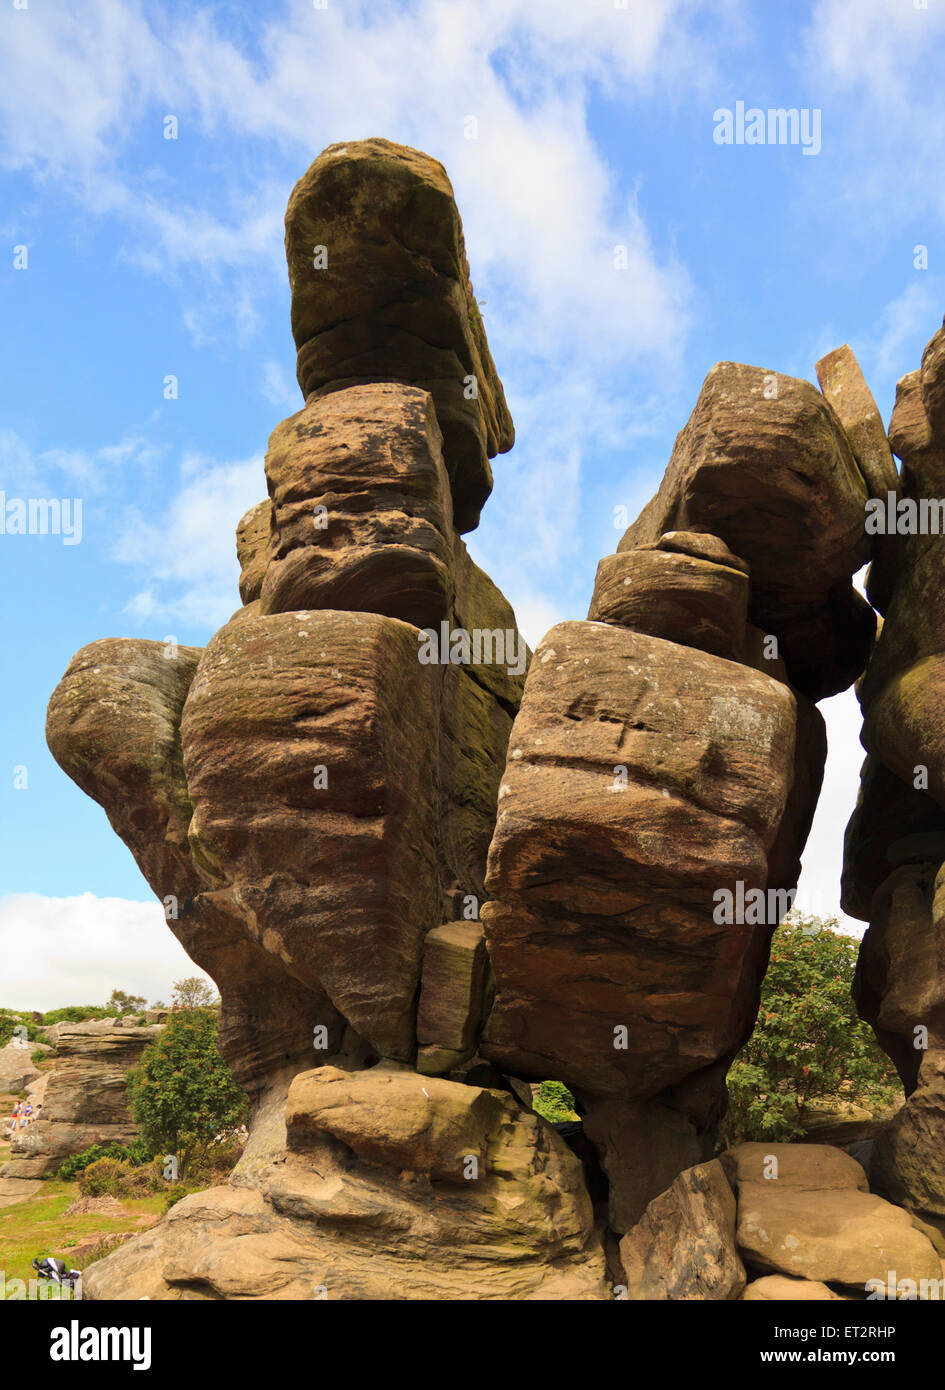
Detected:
left=0, top=1011, right=40, bottom=1048
left=162, top=1184, right=189, bottom=1213
left=76, top=1156, right=162, bottom=1198
left=533, top=1080, right=579, bottom=1123
left=40, top=1006, right=112, bottom=1026
left=77, top=1158, right=127, bottom=1197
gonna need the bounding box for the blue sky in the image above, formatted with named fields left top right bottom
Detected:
left=3, top=0, right=945, bottom=1005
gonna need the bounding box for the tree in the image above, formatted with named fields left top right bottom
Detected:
left=171, top=977, right=218, bottom=1010
left=720, top=914, right=901, bottom=1147
left=126, top=1008, right=247, bottom=1179
left=107, top=989, right=147, bottom=1017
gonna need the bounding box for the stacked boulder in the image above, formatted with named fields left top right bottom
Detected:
left=842, top=316, right=945, bottom=1249
left=481, top=360, right=875, bottom=1230
left=42, top=136, right=945, bottom=1298
left=620, top=1144, right=942, bottom=1300
left=49, top=140, right=609, bottom=1300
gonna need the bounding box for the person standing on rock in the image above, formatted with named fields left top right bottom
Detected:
left=10, top=1100, right=20, bottom=1134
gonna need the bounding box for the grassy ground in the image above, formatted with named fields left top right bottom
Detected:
left=0, top=1176, right=164, bottom=1297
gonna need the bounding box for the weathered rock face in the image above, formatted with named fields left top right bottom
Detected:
left=843, top=315, right=945, bottom=1241
left=0, top=1040, right=41, bottom=1094
left=285, top=138, right=514, bottom=534
left=83, top=1065, right=608, bottom=1300
left=259, top=383, right=455, bottom=629
left=1, top=1022, right=163, bottom=1178
left=618, top=1159, right=746, bottom=1300
left=481, top=619, right=800, bottom=1103
left=43, top=136, right=945, bottom=1298
left=616, top=362, right=873, bottom=700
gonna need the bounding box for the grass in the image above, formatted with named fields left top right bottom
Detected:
left=0, top=1176, right=164, bottom=1297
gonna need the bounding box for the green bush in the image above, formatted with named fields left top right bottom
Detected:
left=720, top=914, right=902, bottom=1147
left=57, top=1141, right=154, bottom=1181
left=162, top=1184, right=189, bottom=1213
left=77, top=1158, right=127, bottom=1197
left=76, top=1156, right=162, bottom=1198
left=40, top=1006, right=112, bottom=1026
left=533, top=1080, right=579, bottom=1124
left=31, top=1048, right=52, bottom=1066
left=0, top=1011, right=40, bottom=1048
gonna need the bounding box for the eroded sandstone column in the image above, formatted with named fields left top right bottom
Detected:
left=842, top=318, right=945, bottom=1245
left=47, top=140, right=610, bottom=1300
left=481, top=360, right=877, bottom=1230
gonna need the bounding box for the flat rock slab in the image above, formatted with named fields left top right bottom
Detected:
left=0, top=1176, right=43, bottom=1207
left=736, top=1184, right=941, bottom=1288
left=723, top=1141, right=868, bottom=1192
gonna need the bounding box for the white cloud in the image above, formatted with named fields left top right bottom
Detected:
left=0, top=0, right=710, bottom=367
left=113, top=452, right=264, bottom=629
left=801, top=0, right=945, bottom=227
left=0, top=892, right=213, bottom=1012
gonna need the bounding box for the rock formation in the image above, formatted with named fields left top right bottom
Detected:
left=842, top=317, right=945, bottom=1246
left=41, top=136, right=945, bottom=1298
left=0, top=1021, right=164, bottom=1179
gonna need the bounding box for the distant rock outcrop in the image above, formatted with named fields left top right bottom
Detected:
left=0, top=1021, right=163, bottom=1179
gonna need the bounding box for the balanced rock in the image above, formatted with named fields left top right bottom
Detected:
left=617, top=361, right=873, bottom=699
left=259, top=383, right=455, bottom=629
left=285, top=138, right=514, bottom=533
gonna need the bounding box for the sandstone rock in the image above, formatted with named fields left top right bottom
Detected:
left=84, top=1068, right=609, bottom=1301
left=815, top=344, right=899, bottom=498
left=617, top=361, right=872, bottom=699
left=619, top=1160, right=745, bottom=1300
left=236, top=500, right=275, bottom=605
left=852, top=862, right=943, bottom=1090
left=722, top=1141, right=868, bottom=1192
left=871, top=1048, right=945, bottom=1233
left=181, top=610, right=440, bottom=1063
left=416, top=922, right=488, bottom=1075
left=46, top=639, right=204, bottom=905
left=285, top=138, right=514, bottom=533
left=742, top=1274, right=843, bottom=1300
left=481, top=620, right=799, bottom=1099
left=0, top=1040, right=40, bottom=1094
left=585, top=1096, right=712, bottom=1234
left=0, top=1022, right=163, bottom=1179
left=841, top=755, right=945, bottom=923
left=259, top=383, right=455, bottom=629
left=588, top=546, right=749, bottom=660
left=735, top=1183, right=941, bottom=1288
